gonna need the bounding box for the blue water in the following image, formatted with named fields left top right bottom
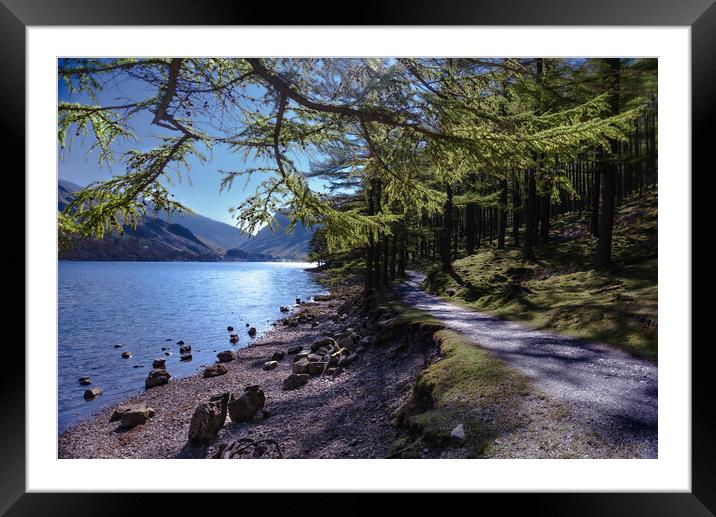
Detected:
left=58, top=261, right=324, bottom=433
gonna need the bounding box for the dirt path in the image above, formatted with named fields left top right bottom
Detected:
left=395, top=271, right=658, bottom=458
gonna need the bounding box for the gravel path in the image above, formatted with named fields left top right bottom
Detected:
left=395, top=271, right=658, bottom=458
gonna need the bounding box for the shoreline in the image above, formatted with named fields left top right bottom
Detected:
left=58, top=285, right=427, bottom=459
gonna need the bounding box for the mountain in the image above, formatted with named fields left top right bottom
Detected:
left=59, top=217, right=223, bottom=261
left=59, top=179, right=248, bottom=251
left=58, top=180, right=316, bottom=261
left=239, top=210, right=315, bottom=260
left=154, top=209, right=248, bottom=251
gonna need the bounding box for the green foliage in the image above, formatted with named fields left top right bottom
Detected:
left=57, top=57, right=655, bottom=259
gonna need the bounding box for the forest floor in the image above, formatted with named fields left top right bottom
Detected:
left=423, top=188, right=658, bottom=359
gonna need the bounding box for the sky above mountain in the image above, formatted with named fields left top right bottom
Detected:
left=57, top=70, right=328, bottom=226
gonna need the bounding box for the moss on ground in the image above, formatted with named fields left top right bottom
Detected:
left=424, top=190, right=658, bottom=360
left=391, top=329, right=534, bottom=458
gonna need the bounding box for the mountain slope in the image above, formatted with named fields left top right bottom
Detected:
left=239, top=210, right=315, bottom=260
left=59, top=217, right=223, bottom=261
left=60, top=180, right=248, bottom=251
left=155, top=209, right=248, bottom=250
left=58, top=180, right=317, bottom=261
left=59, top=180, right=222, bottom=261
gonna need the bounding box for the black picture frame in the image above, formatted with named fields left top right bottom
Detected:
left=2, top=0, right=713, bottom=514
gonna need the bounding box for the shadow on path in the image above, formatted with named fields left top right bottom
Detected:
left=395, top=271, right=658, bottom=458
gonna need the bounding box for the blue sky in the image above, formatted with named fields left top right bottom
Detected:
left=58, top=71, right=322, bottom=226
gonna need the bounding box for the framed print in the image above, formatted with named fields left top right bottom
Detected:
left=2, top=0, right=714, bottom=514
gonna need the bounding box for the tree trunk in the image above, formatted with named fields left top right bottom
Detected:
left=590, top=165, right=600, bottom=238
left=498, top=177, right=508, bottom=249
left=540, top=192, right=550, bottom=243
left=522, top=169, right=536, bottom=260
left=511, top=170, right=520, bottom=247
left=383, top=235, right=390, bottom=286
left=465, top=203, right=476, bottom=255
left=373, top=180, right=382, bottom=285
left=440, top=184, right=453, bottom=271
left=596, top=58, right=621, bottom=270
left=390, top=233, right=398, bottom=280
left=365, top=180, right=375, bottom=293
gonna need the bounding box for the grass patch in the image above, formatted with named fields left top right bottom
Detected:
left=424, top=191, right=658, bottom=360
left=392, top=329, right=533, bottom=458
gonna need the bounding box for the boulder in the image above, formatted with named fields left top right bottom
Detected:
left=83, top=387, right=102, bottom=399
left=180, top=354, right=192, bottom=361
left=292, top=358, right=310, bottom=374
left=114, top=344, right=123, bottom=348
left=306, top=353, right=324, bottom=363
left=217, top=350, right=236, bottom=363
left=177, top=340, right=185, bottom=345
left=337, top=336, right=354, bottom=349
left=227, top=326, right=234, bottom=332
left=310, top=337, right=337, bottom=353
left=308, top=362, right=327, bottom=375
left=287, top=345, right=303, bottom=355
left=263, top=361, right=279, bottom=371
left=228, top=386, right=265, bottom=423
left=203, top=364, right=228, bottom=378
left=279, top=306, right=290, bottom=313
left=78, top=376, right=91, bottom=386
left=110, top=402, right=150, bottom=422
left=152, top=358, right=166, bottom=369
left=145, top=368, right=171, bottom=388
left=244, top=385, right=266, bottom=405
left=179, top=345, right=192, bottom=354
left=248, top=327, right=257, bottom=337
left=451, top=423, right=466, bottom=441
left=293, top=351, right=309, bottom=362
left=296, top=298, right=302, bottom=304
left=164, top=351, right=172, bottom=356
left=337, top=353, right=359, bottom=368
left=271, top=351, right=285, bottom=361
left=120, top=405, right=156, bottom=428
left=282, top=373, right=309, bottom=390
left=121, top=351, right=132, bottom=359
left=188, top=392, right=231, bottom=443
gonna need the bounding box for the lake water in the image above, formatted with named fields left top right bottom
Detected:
left=58, top=261, right=324, bottom=433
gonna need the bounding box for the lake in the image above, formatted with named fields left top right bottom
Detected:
left=58, top=261, right=324, bottom=433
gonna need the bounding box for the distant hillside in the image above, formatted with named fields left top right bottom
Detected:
left=59, top=180, right=221, bottom=261
left=154, top=209, right=248, bottom=251
left=60, top=180, right=248, bottom=251
left=59, top=218, right=224, bottom=261
left=58, top=180, right=317, bottom=262
left=239, top=210, right=315, bottom=261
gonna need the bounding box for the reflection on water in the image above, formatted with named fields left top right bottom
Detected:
left=58, top=261, right=323, bottom=433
